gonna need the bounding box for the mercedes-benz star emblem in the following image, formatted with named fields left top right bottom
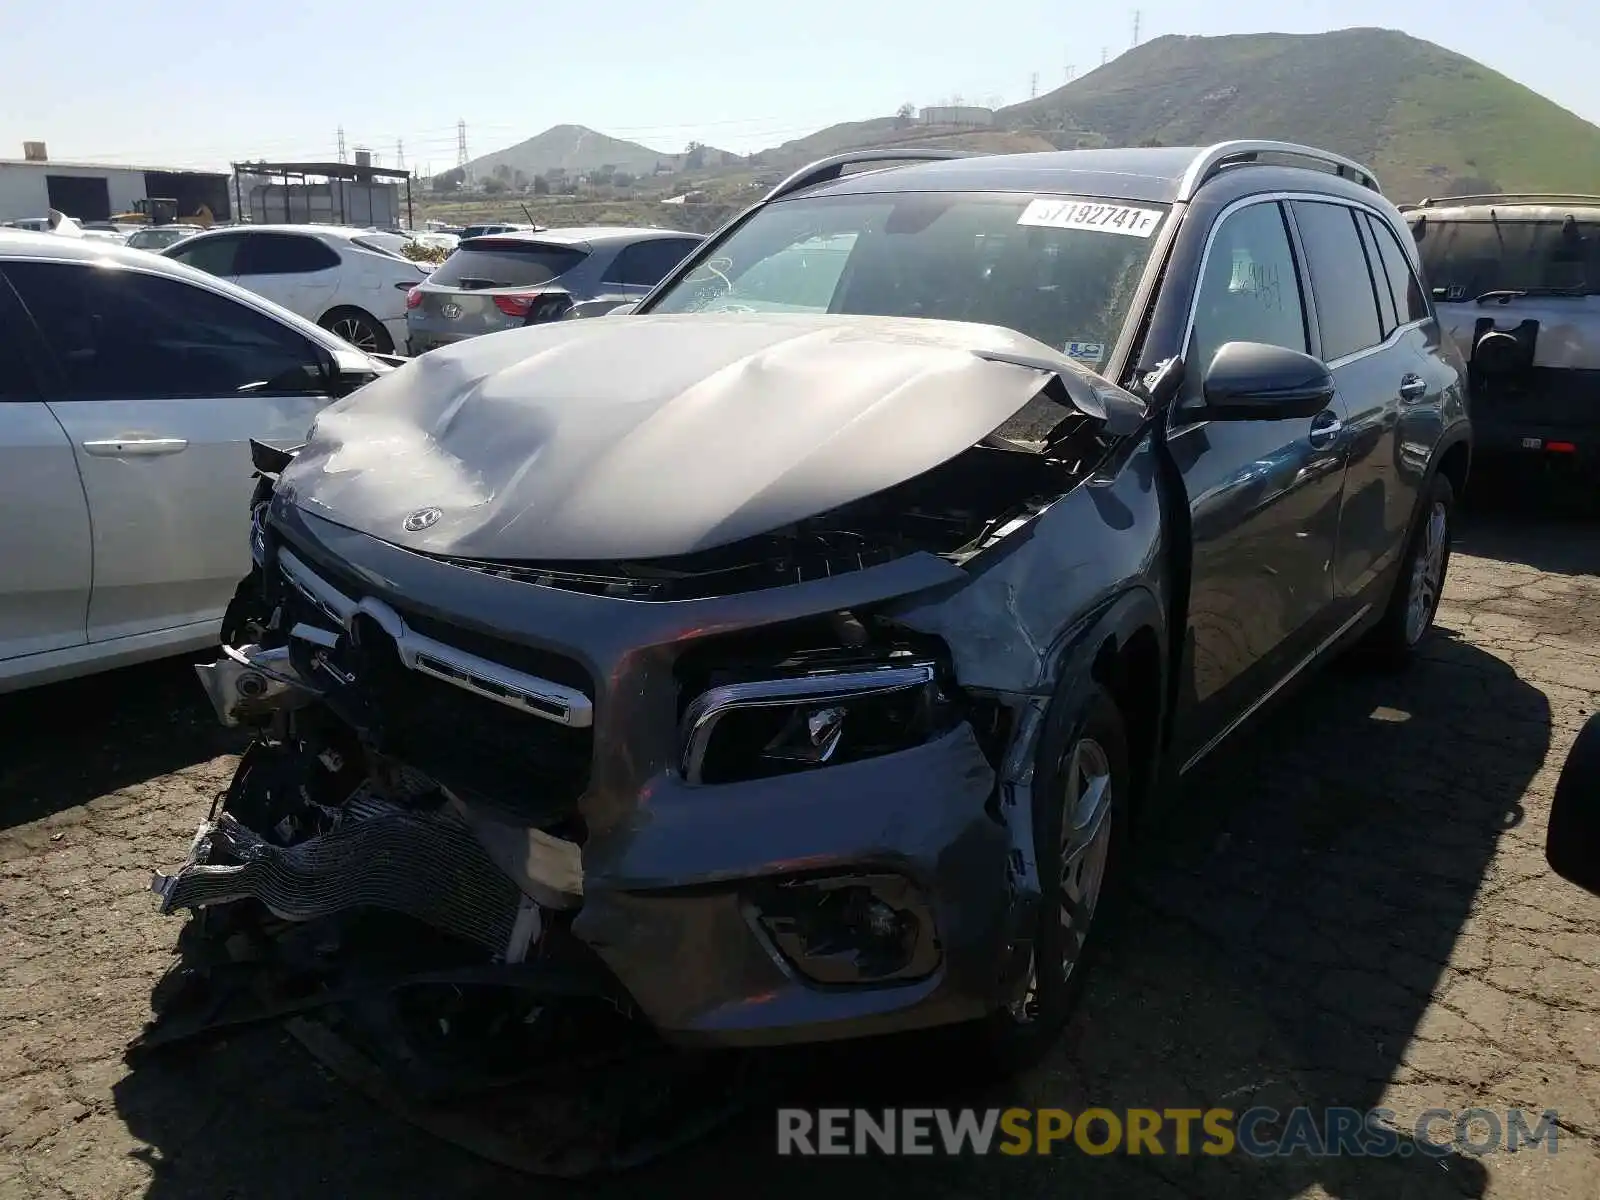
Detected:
left=403, top=507, right=442, bottom=532
left=440, top=302, right=464, bottom=320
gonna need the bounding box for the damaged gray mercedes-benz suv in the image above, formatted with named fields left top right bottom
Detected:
left=145, top=143, right=1470, bottom=1124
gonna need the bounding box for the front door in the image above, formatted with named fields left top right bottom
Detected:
left=0, top=282, right=91, bottom=663
left=1166, top=198, right=1352, bottom=771
left=3, top=260, right=330, bottom=643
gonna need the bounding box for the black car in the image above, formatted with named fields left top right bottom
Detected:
left=149, top=142, right=1470, bottom=1110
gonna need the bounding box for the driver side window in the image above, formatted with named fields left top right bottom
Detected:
left=1189, top=201, right=1309, bottom=384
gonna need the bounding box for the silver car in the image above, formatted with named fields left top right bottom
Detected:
left=406, top=226, right=703, bottom=353
left=0, top=230, right=392, bottom=693
left=1403, top=193, right=1600, bottom=471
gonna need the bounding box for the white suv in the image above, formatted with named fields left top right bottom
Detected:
left=163, top=224, right=430, bottom=354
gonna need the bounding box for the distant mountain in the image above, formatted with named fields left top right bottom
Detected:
left=998, top=28, right=1600, bottom=201
left=461, top=124, right=736, bottom=181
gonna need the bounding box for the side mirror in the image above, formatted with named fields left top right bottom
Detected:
left=1201, top=341, right=1336, bottom=421
left=1548, top=713, right=1600, bottom=896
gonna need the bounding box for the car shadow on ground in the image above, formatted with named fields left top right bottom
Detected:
left=0, top=653, right=245, bottom=829
left=108, top=618, right=1542, bottom=1198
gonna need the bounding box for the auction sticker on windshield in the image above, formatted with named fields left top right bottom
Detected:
left=1018, top=199, right=1164, bottom=238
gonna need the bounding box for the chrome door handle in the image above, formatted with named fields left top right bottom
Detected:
left=1307, top=411, right=1342, bottom=448
left=1399, top=374, right=1427, bottom=400
left=82, top=437, right=189, bottom=457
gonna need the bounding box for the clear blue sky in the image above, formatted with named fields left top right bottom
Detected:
left=2, top=0, right=1595, bottom=172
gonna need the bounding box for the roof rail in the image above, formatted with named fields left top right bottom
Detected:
left=1177, top=140, right=1381, bottom=200
left=763, top=149, right=970, bottom=203
left=1410, top=192, right=1600, bottom=209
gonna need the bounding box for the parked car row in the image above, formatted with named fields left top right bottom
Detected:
left=0, top=229, right=393, bottom=694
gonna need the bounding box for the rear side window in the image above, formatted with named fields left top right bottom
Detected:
left=1354, top=215, right=1398, bottom=335
left=603, top=238, right=702, bottom=287
left=1290, top=201, right=1384, bottom=360
left=4, top=261, right=327, bottom=400
left=1365, top=214, right=1430, bottom=325
left=236, top=233, right=340, bottom=275
left=167, top=231, right=244, bottom=276
left=428, top=240, right=588, bottom=289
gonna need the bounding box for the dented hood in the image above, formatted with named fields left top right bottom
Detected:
left=276, top=312, right=1125, bottom=561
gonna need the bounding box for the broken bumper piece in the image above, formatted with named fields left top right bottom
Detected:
left=151, top=792, right=580, bottom=960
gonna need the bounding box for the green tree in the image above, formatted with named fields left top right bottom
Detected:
left=482, top=177, right=508, bottom=195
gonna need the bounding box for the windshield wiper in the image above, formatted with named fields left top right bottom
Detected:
left=1474, top=285, right=1592, bottom=304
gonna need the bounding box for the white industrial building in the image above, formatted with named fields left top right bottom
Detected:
left=0, top=143, right=231, bottom=224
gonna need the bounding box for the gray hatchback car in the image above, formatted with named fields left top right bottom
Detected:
left=405, top=226, right=704, bottom=353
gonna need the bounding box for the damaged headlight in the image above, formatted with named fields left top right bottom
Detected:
left=680, top=661, right=949, bottom=785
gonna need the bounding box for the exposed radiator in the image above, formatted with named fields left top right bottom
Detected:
left=151, top=795, right=525, bottom=958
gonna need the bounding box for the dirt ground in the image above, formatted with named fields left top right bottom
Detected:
left=3, top=492, right=1599, bottom=1200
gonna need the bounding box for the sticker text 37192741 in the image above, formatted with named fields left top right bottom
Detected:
left=1017, top=198, right=1164, bottom=238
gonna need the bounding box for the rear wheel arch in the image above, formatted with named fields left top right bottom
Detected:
left=1434, top=435, right=1471, bottom=503
left=317, top=305, right=394, bottom=354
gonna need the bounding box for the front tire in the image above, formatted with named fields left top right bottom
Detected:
left=1367, top=472, right=1455, bottom=667
left=949, top=683, right=1131, bottom=1081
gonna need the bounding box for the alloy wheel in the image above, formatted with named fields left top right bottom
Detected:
left=1007, top=735, right=1116, bottom=1024
left=331, top=317, right=379, bottom=352
left=1405, top=500, right=1449, bottom=644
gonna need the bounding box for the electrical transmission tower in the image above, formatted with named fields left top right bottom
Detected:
left=1029, top=72, right=1039, bottom=99
left=456, top=120, right=469, bottom=179
left=1100, top=46, right=1109, bottom=66
left=1132, top=9, right=1141, bottom=47
left=396, top=139, right=406, bottom=170
left=337, top=126, right=347, bottom=163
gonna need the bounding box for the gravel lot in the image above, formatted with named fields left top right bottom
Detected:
left=3, top=494, right=1599, bottom=1200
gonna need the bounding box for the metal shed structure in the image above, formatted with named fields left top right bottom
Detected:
left=231, top=156, right=415, bottom=229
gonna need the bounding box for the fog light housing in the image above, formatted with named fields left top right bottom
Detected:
left=750, top=873, right=941, bottom=985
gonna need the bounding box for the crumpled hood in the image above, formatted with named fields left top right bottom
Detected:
left=276, top=312, right=1112, bottom=561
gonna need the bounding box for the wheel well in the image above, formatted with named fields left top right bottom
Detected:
left=1436, top=439, right=1470, bottom=500
left=319, top=304, right=378, bottom=327
left=1090, top=626, right=1163, bottom=814
left=318, top=306, right=394, bottom=352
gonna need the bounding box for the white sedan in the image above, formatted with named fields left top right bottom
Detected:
left=0, top=230, right=393, bottom=694
left=163, top=224, right=431, bottom=354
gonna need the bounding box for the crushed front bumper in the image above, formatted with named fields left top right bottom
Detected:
left=152, top=505, right=1037, bottom=1049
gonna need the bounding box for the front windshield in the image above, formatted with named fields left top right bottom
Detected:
left=1413, top=217, right=1600, bottom=298
left=647, top=191, right=1168, bottom=360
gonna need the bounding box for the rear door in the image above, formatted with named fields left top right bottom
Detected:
left=4, top=259, right=333, bottom=643
left=1287, top=200, right=1428, bottom=597
left=0, top=270, right=92, bottom=664
left=232, top=231, right=342, bottom=321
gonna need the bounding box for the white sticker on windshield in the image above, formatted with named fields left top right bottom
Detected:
left=1064, top=341, right=1106, bottom=365
left=1018, top=198, right=1163, bottom=238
